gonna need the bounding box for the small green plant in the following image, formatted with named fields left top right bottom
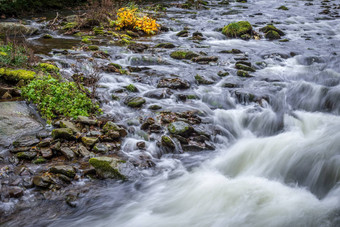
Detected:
left=0, top=43, right=29, bottom=67
left=21, top=75, right=100, bottom=122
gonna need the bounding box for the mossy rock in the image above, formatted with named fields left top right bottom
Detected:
left=161, top=135, right=175, bottom=148
left=259, top=25, right=285, bottom=36
left=93, top=26, right=104, bottom=35
left=168, top=121, right=193, bottom=137
left=42, top=34, right=53, bottom=39
left=49, top=165, right=76, bottom=178
left=108, top=63, right=123, bottom=69
left=88, top=45, right=99, bottom=51
left=126, top=84, right=138, bottom=92
left=222, top=21, right=252, bottom=38
left=237, top=70, right=252, bottom=78
left=103, top=121, right=127, bottom=137
left=170, top=51, right=199, bottom=60
left=52, top=128, right=74, bottom=140
left=235, top=63, right=255, bottom=72
left=17, top=151, right=37, bottom=160
left=37, top=63, right=59, bottom=73
left=89, top=157, right=126, bottom=179
left=265, top=30, right=281, bottom=40
left=155, top=43, right=176, bottom=49
left=278, top=6, right=288, bottom=10
left=81, top=137, right=98, bottom=147
left=176, top=30, right=189, bottom=37
left=32, top=157, right=47, bottom=164
left=125, top=96, right=146, bottom=108
left=0, top=68, right=36, bottom=82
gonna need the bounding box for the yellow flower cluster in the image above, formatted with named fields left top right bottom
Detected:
left=115, top=7, right=160, bottom=35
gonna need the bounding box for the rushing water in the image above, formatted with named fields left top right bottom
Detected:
left=4, top=0, right=340, bottom=226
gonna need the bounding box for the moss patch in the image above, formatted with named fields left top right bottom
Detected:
left=222, top=21, right=252, bottom=38
left=0, top=68, right=36, bottom=82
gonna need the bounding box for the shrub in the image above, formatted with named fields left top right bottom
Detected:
left=115, top=7, right=160, bottom=35
left=21, top=75, right=100, bottom=121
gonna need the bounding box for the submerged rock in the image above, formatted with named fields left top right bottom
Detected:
left=125, top=96, right=146, bottom=108
left=155, top=43, right=176, bottom=48
left=157, top=78, right=190, bottom=89
left=260, top=25, right=285, bottom=40
left=89, top=157, right=126, bottom=179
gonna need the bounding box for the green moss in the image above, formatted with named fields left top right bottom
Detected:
left=126, top=84, right=137, bottom=92
left=235, top=63, right=255, bottom=72
left=187, top=94, right=198, bottom=99
left=237, top=70, right=251, bottom=77
left=81, top=36, right=94, bottom=44
left=222, top=21, right=252, bottom=38
left=109, top=63, right=122, bottom=69
left=88, top=45, right=99, bottom=51
left=42, top=34, right=53, bottom=39
left=93, top=26, right=104, bottom=35
left=279, top=39, right=289, bottom=42
left=0, top=68, right=36, bottom=82
left=37, top=63, right=59, bottom=73
left=62, top=22, right=78, bottom=30
left=170, top=51, right=199, bottom=60
left=260, top=25, right=285, bottom=36
left=265, top=30, right=281, bottom=40
left=33, top=157, right=46, bottom=164
left=278, top=5, right=288, bottom=10
left=89, top=157, right=126, bottom=179
left=120, top=34, right=132, bottom=40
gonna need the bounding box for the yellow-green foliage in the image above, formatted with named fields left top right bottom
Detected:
left=37, top=63, right=59, bottom=73
left=0, top=67, right=36, bottom=82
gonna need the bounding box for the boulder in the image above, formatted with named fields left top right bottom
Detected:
left=170, top=51, right=199, bottom=60
left=81, top=137, right=98, bottom=147
left=93, top=143, right=109, bottom=153
left=16, top=151, right=37, bottom=160
left=89, top=157, right=126, bottom=179
left=103, top=121, right=127, bottom=137
left=60, top=120, right=80, bottom=133
left=0, top=22, right=38, bottom=36
left=125, top=96, right=146, bottom=108
left=222, top=21, right=253, bottom=38
left=60, top=147, right=75, bottom=160
left=77, top=116, right=97, bottom=125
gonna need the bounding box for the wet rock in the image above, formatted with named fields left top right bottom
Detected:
left=88, top=45, right=99, bottom=51
left=40, top=148, right=53, bottom=159
left=149, top=105, right=162, bottom=110
left=1, top=91, right=12, bottom=99
left=155, top=43, right=176, bottom=48
left=60, top=147, right=75, bottom=160
left=260, top=25, right=285, bottom=40
left=126, top=84, right=138, bottom=92
left=125, top=96, right=146, bottom=108
left=16, top=151, right=37, bottom=160
left=170, top=50, right=199, bottom=60
left=144, top=89, right=172, bottom=99
left=176, top=30, right=189, bottom=37
left=168, top=121, right=193, bottom=137
left=13, top=135, right=39, bottom=147
left=195, top=74, right=214, bottom=85
left=128, top=43, right=149, bottom=53
left=0, top=22, right=37, bottom=36
left=157, top=78, right=190, bottom=89
left=217, top=71, right=230, bottom=77
left=92, top=51, right=110, bottom=59
left=192, top=56, right=218, bottom=64
left=81, top=137, right=98, bottom=147
left=36, top=131, right=51, bottom=139
left=141, top=118, right=155, bottom=131
left=52, top=128, right=74, bottom=140
left=42, top=34, right=53, bottom=39
left=237, top=70, right=252, bottom=78
left=10, top=147, right=30, bottom=153
left=126, top=30, right=139, bottom=37
left=89, top=157, right=126, bottom=179
left=51, top=141, right=61, bottom=152
left=78, top=144, right=91, bottom=157
left=235, top=63, right=256, bottom=72
left=219, top=49, right=242, bottom=54
left=136, top=141, right=146, bottom=149
left=33, top=175, right=52, bottom=188
left=8, top=187, right=24, bottom=198
left=161, top=135, right=175, bottom=149
left=222, top=21, right=253, bottom=38
left=37, top=138, right=52, bottom=147
left=103, top=121, right=127, bottom=137
left=93, top=143, right=109, bottom=153
left=49, top=165, right=76, bottom=178
left=77, top=116, right=97, bottom=125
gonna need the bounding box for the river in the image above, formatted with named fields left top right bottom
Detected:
left=3, top=0, right=340, bottom=226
